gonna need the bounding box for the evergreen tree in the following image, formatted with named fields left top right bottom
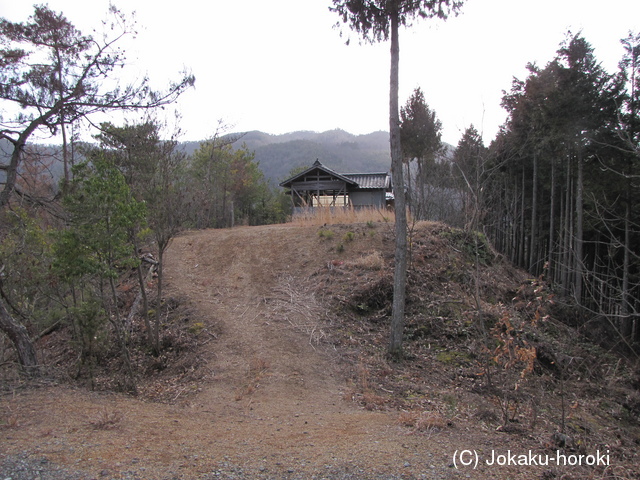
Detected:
left=331, top=0, right=464, bottom=357
left=95, top=119, right=189, bottom=352
left=485, top=33, right=639, bottom=344
left=55, top=157, right=146, bottom=390
left=400, top=87, right=444, bottom=219
left=189, top=139, right=275, bottom=228
left=452, top=125, right=487, bottom=229
left=0, top=5, right=193, bottom=370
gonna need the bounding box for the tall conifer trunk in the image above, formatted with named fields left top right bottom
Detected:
left=529, top=153, right=538, bottom=271
left=548, top=155, right=556, bottom=280
left=574, top=148, right=584, bottom=305
left=388, top=6, right=407, bottom=357
left=518, top=170, right=526, bottom=267
left=330, top=0, right=465, bottom=357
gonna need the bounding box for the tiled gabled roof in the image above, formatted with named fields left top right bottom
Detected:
left=279, top=160, right=391, bottom=191
left=343, top=173, right=390, bottom=190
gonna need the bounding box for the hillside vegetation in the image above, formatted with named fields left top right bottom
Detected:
left=3, top=129, right=397, bottom=193
left=181, top=129, right=400, bottom=183
left=2, top=220, right=639, bottom=479
left=2, top=10, right=639, bottom=479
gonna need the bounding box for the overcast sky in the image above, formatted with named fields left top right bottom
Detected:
left=2, top=0, right=640, bottom=146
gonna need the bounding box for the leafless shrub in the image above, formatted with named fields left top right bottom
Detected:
left=415, top=412, right=447, bottom=431
left=397, top=410, right=419, bottom=427
left=397, top=410, right=447, bottom=432
left=361, top=391, right=388, bottom=411
left=235, top=356, right=271, bottom=401
left=89, top=408, right=123, bottom=430
left=264, top=274, right=329, bottom=346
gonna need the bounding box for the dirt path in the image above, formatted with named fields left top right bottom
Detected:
left=4, top=224, right=600, bottom=480
left=2, top=225, right=479, bottom=479
left=164, top=225, right=342, bottom=409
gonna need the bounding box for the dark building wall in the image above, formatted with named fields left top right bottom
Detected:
left=349, top=190, right=386, bottom=208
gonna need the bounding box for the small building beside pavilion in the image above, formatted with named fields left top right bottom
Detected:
left=279, top=160, right=392, bottom=213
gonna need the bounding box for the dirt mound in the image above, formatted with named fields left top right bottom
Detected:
left=2, top=221, right=640, bottom=479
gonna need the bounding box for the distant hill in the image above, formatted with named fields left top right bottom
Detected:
left=181, top=129, right=393, bottom=184
left=225, top=129, right=454, bottom=184
left=247, top=130, right=393, bottom=184
left=5, top=129, right=452, bottom=189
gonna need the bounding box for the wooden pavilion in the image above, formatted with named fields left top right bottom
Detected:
left=279, top=160, right=391, bottom=213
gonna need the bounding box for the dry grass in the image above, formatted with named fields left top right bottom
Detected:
left=290, top=207, right=395, bottom=226
left=348, top=251, right=385, bottom=271
left=89, top=408, right=123, bottom=430
left=343, top=360, right=390, bottom=411
left=397, top=410, right=447, bottom=432
left=235, top=356, right=271, bottom=401
left=397, top=410, right=418, bottom=427
left=248, top=357, right=270, bottom=377
left=361, top=391, right=388, bottom=411
left=1, top=411, right=20, bottom=429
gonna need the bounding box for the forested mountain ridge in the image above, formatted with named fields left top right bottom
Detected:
left=182, top=129, right=396, bottom=183
left=2, top=130, right=391, bottom=188
left=5, top=130, right=451, bottom=188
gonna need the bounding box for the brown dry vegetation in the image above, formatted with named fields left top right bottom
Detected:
left=1, top=219, right=640, bottom=479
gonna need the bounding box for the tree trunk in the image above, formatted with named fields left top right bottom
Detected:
left=417, top=159, right=426, bottom=220
left=0, top=141, right=22, bottom=208
left=561, top=159, right=572, bottom=295
left=0, top=101, right=65, bottom=207
left=128, top=236, right=151, bottom=342
left=0, top=298, right=39, bottom=374
left=510, top=180, right=518, bottom=262
left=623, top=41, right=637, bottom=338
left=108, top=276, right=137, bottom=394
left=574, top=148, right=584, bottom=305
left=622, top=202, right=631, bottom=336
left=548, top=155, right=556, bottom=280
left=61, top=120, right=70, bottom=191
left=154, top=247, right=165, bottom=354
left=388, top=8, right=407, bottom=358
left=518, top=169, right=526, bottom=267
left=131, top=261, right=152, bottom=344
left=405, top=160, right=413, bottom=217
left=529, top=153, right=538, bottom=272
